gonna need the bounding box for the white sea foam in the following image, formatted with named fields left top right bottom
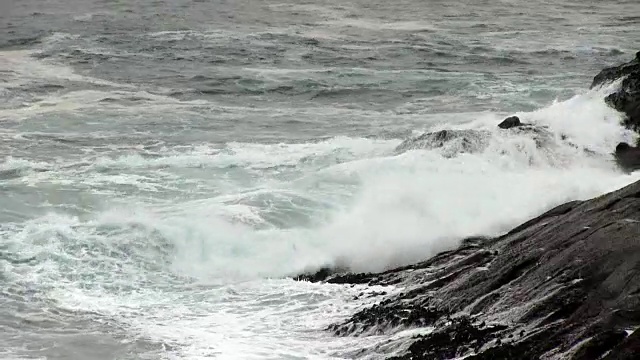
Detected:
left=0, top=49, right=212, bottom=121
left=2, top=85, right=639, bottom=358
left=0, top=49, right=124, bottom=90
left=1, top=1, right=639, bottom=358
left=1, top=210, right=391, bottom=358
left=164, top=88, right=638, bottom=274
left=8, top=89, right=640, bottom=276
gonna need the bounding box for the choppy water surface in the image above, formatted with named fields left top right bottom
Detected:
left=1, top=0, right=640, bottom=358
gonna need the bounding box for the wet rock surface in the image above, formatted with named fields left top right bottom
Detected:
left=614, top=142, right=640, bottom=172
left=498, top=115, right=526, bottom=129
left=291, top=54, right=640, bottom=359
left=393, top=129, right=491, bottom=156
left=392, top=52, right=640, bottom=164
left=393, top=125, right=555, bottom=157
left=592, top=52, right=640, bottom=134
left=295, top=180, right=640, bottom=359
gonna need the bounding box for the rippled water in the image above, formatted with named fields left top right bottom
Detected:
left=1, top=0, right=639, bottom=358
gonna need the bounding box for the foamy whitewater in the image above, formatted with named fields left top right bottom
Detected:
left=1, top=0, right=639, bottom=359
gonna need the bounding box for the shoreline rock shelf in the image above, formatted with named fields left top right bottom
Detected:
left=294, top=53, right=640, bottom=359
left=298, top=174, right=640, bottom=360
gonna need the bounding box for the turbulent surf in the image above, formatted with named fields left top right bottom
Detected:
left=1, top=0, right=639, bottom=359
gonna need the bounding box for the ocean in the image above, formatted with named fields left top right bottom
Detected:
left=1, top=0, right=640, bottom=358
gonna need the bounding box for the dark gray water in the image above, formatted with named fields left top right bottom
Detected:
left=1, top=0, right=639, bottom=358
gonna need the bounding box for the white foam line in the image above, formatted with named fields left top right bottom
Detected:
left=0, top=49, right=132, bottom=89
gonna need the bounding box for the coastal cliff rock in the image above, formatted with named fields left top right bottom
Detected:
left=592, top=52, right=640, bottom=133
left=296, top=179, right=640, bottom=359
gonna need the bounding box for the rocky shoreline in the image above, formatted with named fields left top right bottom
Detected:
left=592, top=51, right=640, bottom=134
left=294, top=53, right=640, bottom=359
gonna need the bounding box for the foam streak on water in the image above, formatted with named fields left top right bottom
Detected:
left=1, top=0, right=639, bottom=358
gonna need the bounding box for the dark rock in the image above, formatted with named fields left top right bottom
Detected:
left=308, top=179, right=640, bottom=359
left=497, top=116, right=545, bottom=133
left=388, top=317, right=508, bottom=360
left=572, top=330, right=627, bottom=360
left=328, top=303, right=446, bottom=336
left=602, top=329, right=640, bottom=359
left=614, top=142, right=640, bottom=171
left=294, top=266, right=335, bottom=282
left=288, top=52, right=640, bottom=360
left=325, top=272, right=378, bottom=285
left=293, top=265, right=352, bottom=282
left=498, top=116, right=522, bottom=129
left=591, top=51, right=640, bottom=89
left=591, top=52, right=640, bottom=132
left=465, top=326, right=561, bottom=360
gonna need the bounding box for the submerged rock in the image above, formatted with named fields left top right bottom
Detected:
left=591, top=52, right=640, bottom=133
left=394, top=125, right=559, bottom=159
left=295, top=180, right=640, bottom=359
left=393, top=118, right=562, bottom=159
left=505, top=124, right=556, bottom=149
left=394, top=129, right=491, bottom=156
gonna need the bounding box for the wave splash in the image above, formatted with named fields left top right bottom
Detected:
left=5, top=86, right=638, bottom=286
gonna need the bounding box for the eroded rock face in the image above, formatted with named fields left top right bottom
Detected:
left=295, top=181, right=640, bottom=359
left=592, top=52, right=640, bottom=133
